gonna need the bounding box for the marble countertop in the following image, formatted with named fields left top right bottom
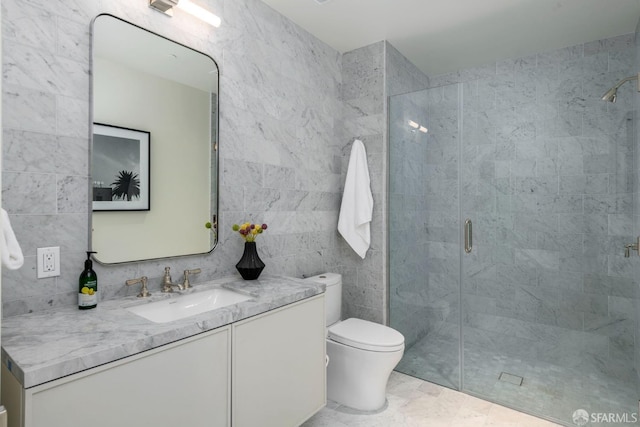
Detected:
left=1, top=275, right=325, bottom=388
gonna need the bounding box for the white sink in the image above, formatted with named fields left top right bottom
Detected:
left=127, top=288, right=252, bottom=323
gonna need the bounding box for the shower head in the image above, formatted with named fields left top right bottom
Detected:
left=601, top=73, right=640, bottom=102
left=601, top=87, right=618, bottom=103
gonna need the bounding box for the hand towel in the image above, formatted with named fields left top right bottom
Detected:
left=338, top=139, right=373, bottom=259
left=1, top=208, right=24, bottom=270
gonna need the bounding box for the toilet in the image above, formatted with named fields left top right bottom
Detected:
left=305, top=273, right=404, bottom=411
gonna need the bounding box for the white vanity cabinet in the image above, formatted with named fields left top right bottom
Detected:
left=3, top=326, right=231, bottom=427
left=232, top=294, right=326, bottom=427
left=2, top=293, right=326, bottom=427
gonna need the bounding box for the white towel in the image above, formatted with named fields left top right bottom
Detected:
left=1, top=209, right=24, bottom=270
left=338, top=139, right=373, bottom=259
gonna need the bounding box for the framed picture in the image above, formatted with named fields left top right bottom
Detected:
left=92, top=123, right=150, bottom=211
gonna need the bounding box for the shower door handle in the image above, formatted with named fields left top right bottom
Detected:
left=464, top=219, right=472, bottom=253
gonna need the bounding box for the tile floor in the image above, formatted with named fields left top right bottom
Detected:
left=302, top=371, right=562, bottom=427
left=397, top=329, right=639, bottom=426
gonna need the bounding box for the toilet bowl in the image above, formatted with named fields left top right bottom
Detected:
left=304, top=273, right=404, bottom=411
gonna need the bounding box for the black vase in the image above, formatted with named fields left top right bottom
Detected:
left=235, top=241, right=265, bottom=280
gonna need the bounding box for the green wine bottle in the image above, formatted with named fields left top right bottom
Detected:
left=79, top=251, right=98, bottom=310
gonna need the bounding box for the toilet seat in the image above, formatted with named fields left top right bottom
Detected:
left=328, top=318, right=404, bottom=352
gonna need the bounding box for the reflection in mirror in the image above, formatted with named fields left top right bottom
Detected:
left=91, top=14, right=219, bottom=264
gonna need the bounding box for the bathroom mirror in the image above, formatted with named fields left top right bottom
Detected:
left=91, top=14, right=219, bottom=264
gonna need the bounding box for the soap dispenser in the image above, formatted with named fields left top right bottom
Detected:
left=79, top=251, right=98, bottom=310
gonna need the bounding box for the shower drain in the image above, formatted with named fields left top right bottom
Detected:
left=498, top=372, right=524, bottom=386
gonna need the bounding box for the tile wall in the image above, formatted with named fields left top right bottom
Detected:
left=338, top=41, right=428, bottom=324
left=458, top=39, right=639, bottom=419
left=1, top=0, right=348, bottom=315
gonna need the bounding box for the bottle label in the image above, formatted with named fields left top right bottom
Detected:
left=79, top=292, right=98, bottom=307
left=79, top=280, right=98, bottom=307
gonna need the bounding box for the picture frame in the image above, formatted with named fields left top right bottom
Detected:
left=92, top=123, right=150, bottom=211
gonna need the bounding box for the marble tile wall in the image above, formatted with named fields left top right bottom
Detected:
left=428, top=33, right=639, bottom=379
left=338, top=41, right=428, bottom=325
left=336, top=42, right=386, bottom=324
left=1, top=0, right=347, bottom=315
left=386, top=43, right=431, bottom=98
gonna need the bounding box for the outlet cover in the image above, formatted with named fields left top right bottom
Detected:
left=37, top=247, right=60, bottom=278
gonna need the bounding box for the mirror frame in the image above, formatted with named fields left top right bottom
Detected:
left=89, top=13, right=219, bottom=264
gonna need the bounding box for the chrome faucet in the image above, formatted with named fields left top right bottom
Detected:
left=126, top=276, right=151, bottom=298
left=161, top=267, right=183, bottom=292
left=182, top=268, right=201, bottom=289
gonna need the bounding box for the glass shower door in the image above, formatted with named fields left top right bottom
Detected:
left=389, top=83, right=463, bottom=390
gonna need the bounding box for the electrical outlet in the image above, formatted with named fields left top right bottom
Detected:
left=43, top=251, right=55, bottom=272
left=37, top=247, right=60, bottom=278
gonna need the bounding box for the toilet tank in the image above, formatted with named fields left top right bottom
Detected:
left=305, top=273, right=342, bottom=326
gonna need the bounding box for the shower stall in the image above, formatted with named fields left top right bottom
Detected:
left=389, top=42, right=640, bottom=425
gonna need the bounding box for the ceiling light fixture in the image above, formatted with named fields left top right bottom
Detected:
left=149, top=0, right=221, bottom=27
left=419, top=126, right=428, bottom=134
left=408, top=120, right=419, bottom=129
